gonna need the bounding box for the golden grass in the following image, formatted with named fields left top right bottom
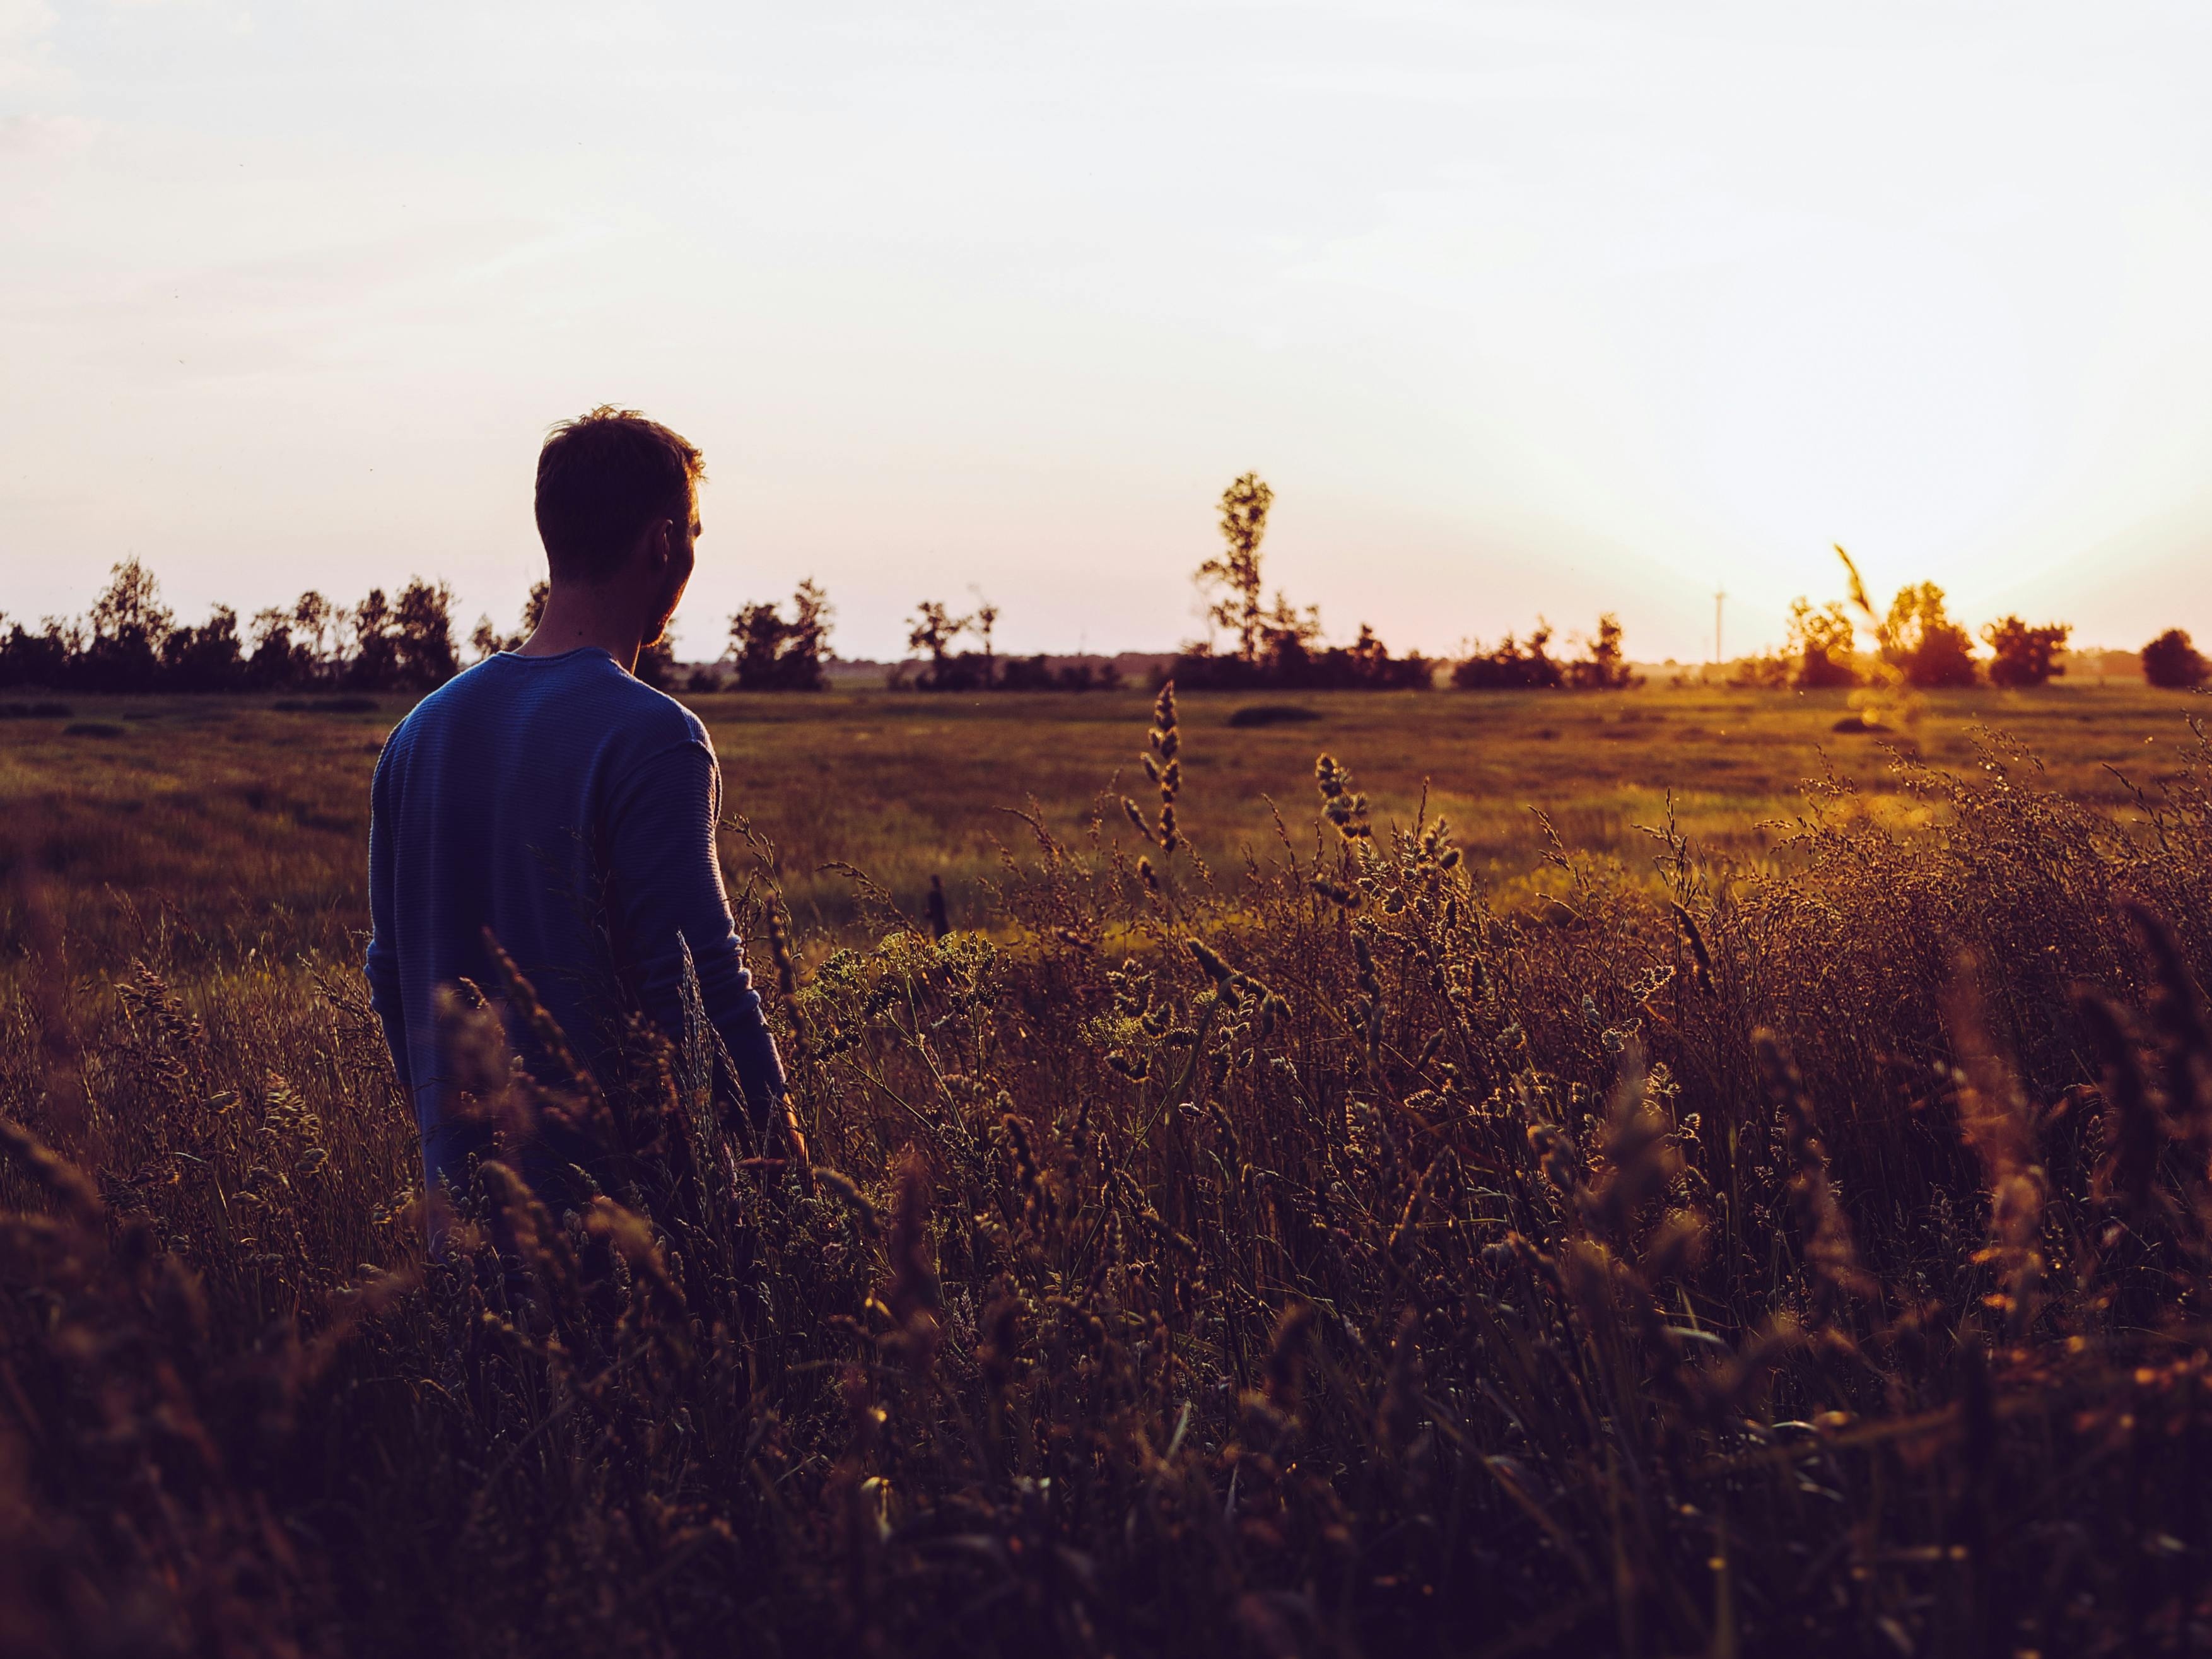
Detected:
left=4, top=681, right=2212, bottom=1654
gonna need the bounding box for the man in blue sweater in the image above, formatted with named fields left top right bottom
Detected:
left=365, top=406, right=784, bottom=1229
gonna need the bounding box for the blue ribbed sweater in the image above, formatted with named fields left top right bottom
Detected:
left=365, top=648, right=783, bottom=1197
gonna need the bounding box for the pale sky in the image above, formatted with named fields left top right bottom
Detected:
left=7, top=1, right=2212, bottom=662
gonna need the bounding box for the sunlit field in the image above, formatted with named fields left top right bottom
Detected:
left=11, top=681, right=2212, bottom=1655
left=5, top=682, right=2199, bottom=949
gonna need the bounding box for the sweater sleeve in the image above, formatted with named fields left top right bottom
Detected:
left=364, top=742, right=412, bottom=1089
left=605, top=738, right=786, bottom=1115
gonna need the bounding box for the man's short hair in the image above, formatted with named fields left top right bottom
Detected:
left=534, top=406, right=706, bottom=582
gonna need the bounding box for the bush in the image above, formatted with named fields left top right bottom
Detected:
left=2143, top=628, right=2209, bottom=689
left=729, top=580, right=833, bottom=691
left=1786, top=598, right=1857, bottom=688
left=1982, top=616, right=2071, bottom=687
left=1879, top=582, right=1979, bottom=688
left=1456, top=616, right=1635, bottom=691
left=1563, top=613, right=1636, bottom=690
left=1451, top=624, right=1563, bottom=689
left=1176, top=624, right=1435, bottom=692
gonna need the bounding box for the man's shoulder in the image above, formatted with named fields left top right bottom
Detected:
left=532, top=654, right=715, bottom=766
left=394, top=652, right=705, bottom=748
left=607, top=672, right=711, bottom=753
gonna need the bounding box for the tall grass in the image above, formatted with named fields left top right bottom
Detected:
left=8, top=701, right=2212, bottom=1655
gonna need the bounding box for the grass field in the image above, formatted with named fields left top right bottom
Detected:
left=6, top=680, right=2203, bottom=950
left=10, top=679, right=2212, bottom=1656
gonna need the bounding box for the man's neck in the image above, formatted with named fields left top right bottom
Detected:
left=516, top=586, right=644, bottom=672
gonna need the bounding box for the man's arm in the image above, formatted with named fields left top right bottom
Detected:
left=605, top=739, right=787, bottom=1118
left=365, top=745, right=412, bottom=1089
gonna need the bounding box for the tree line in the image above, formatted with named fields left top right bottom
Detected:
left=9, top=507, right=2203, bottom=698
left=0, top=563, right=465, bottom=695
left=0, top=563, right=843, bottom=696
left=1731, top=545, right=2196, bottom=691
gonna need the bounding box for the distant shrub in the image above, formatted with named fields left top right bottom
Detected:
left=729, top=580, right=833, bottom=691
left=1452, top=624, right=1562, bottom=689
left=1226, top=703, right=1321, bottom=728
left=1878, top=582, right=1979, bottom=688
left=1176, top=624, right=1435, bottom=693
left=1455, top=615, right=1634, bottom=691
left=0, top=701, right=71, bottom=718
left=1564, top=613, right=1636, bottom=690
left=62, top=721, right=124, bottom=737
left=2143, top=628, right=2209, bottom=689
left=1787, top=598, right=1858, bottom=688
left=899, top=600, right=996, bottom=691
left=1982, top=616, right=2071, bottom=687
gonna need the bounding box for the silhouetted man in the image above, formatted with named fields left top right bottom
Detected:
left=365, top=406, right=782, bottom=1229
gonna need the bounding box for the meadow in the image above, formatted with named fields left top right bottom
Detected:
left=3, top=681, right=2194, bottom=947
left=7, top=679, right=2212, bottom=1655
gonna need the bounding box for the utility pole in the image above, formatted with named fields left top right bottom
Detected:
left=1714, top=590, right=1726, bottom=664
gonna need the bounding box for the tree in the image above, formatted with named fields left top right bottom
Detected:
left=1981, top=616, right=2070, bottom=688
left=1878, top=583, right=1977, bottom=688
left=0, top=618, right=76, bottom=689
left=348, top=589, right=399, bottom=689
left=1250, top=591, right=1324, bottom=679
left=392, top=578, right=459, bottom=688
left=904, top=599, right=988, bottom=691
left=248, top=607, right=305, bottom=688
left=1342, top=623, right=1392, bottom=684
left=291, top=592, right=335, bottom=683
left=2143, top=628, right=2209, bottom=689
left=1565, top=614, right=1635, bottom=690
left=1786, top=598, right=1857, bottom=688
left=161, top=606, right=245, bottom=691
left=729, top=580, right=834, bottom=691
left=969, top=592, right=998, bottom=690
left=907, top=600, right=964, bottom=662
left=1197, top=472, right=1274, bottom=662
left=85, top=559, right=173, bottom=691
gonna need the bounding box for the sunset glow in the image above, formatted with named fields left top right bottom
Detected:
left=8, top=1, right=2212, bottom=659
